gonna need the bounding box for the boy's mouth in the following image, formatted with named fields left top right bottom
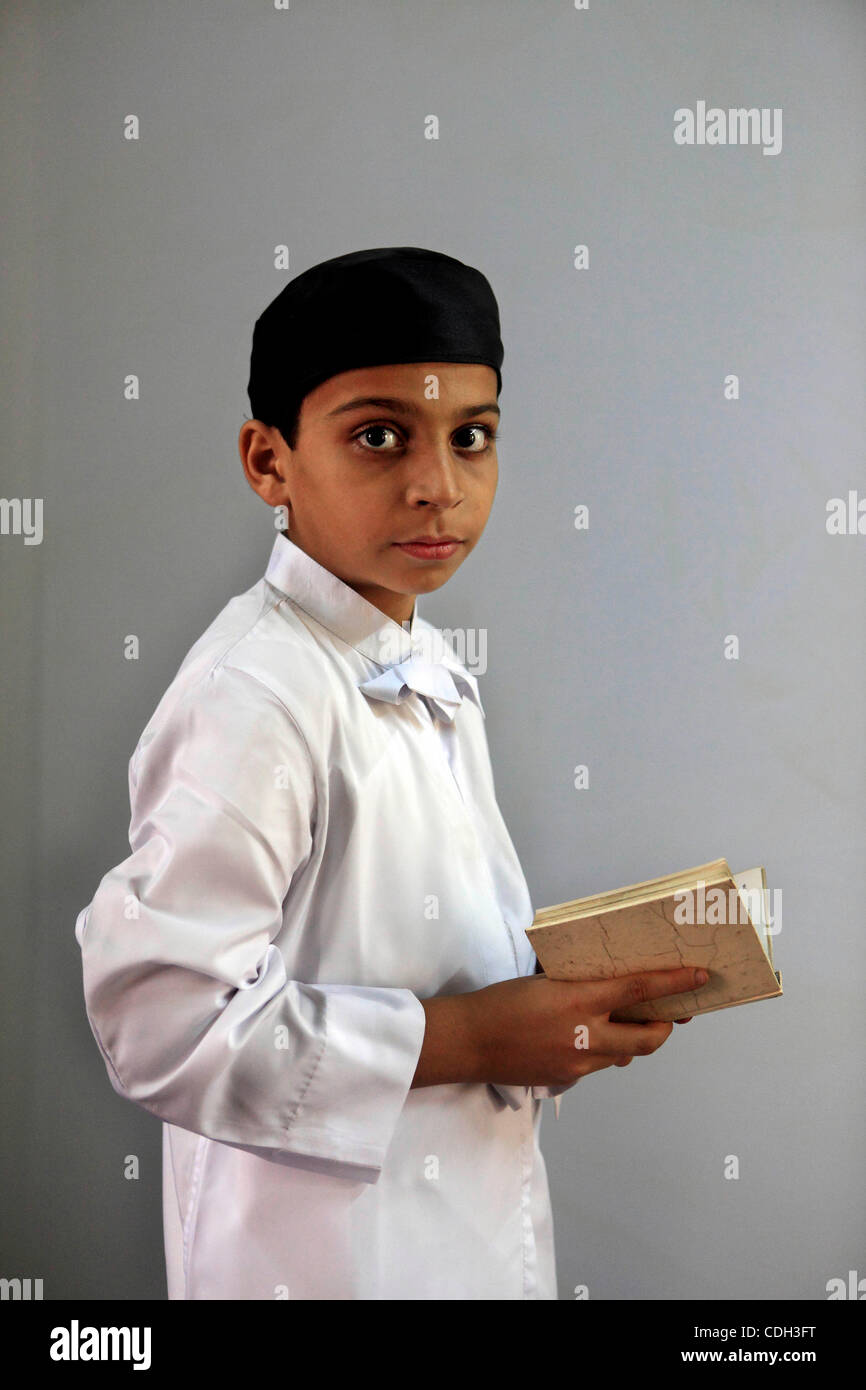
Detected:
left=393, top=538, right=462, bottom=560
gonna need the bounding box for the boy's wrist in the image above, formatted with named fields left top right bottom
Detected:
left=414, top=990, right=487, bottom=1088
left=453, top=988, right=488, bottom=1084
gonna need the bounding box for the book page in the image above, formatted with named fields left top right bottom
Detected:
left=734, top=865, right=773, bottom=967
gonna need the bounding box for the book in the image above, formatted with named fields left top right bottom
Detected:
left=526, top=858, right=783, bottom=1022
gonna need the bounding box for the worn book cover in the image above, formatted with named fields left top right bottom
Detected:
left=527, top=858, right=783, bottom=1022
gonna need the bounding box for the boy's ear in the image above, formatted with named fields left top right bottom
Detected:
left=238, top=421, right=292, bottom=510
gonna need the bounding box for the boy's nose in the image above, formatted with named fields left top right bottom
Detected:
left=404, top=443, right=465, bottom=507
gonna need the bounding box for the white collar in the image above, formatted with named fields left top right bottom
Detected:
left=264, top=532, right=484, bottom=716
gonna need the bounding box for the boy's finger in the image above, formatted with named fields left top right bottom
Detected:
left=596, top=1018, right=674, bottom=1054
left=674, top=1016, right=693, bottom=1024
left=582, top=966, right=709, bottom=1016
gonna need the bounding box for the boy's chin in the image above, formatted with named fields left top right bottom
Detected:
left=396, top=568, right=458, bottom=596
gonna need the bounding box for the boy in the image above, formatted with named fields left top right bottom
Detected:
left=75, top=247, right=703, bottom=1300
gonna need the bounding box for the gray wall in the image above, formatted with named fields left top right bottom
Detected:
left=2, top=0, right=863, bottom=1300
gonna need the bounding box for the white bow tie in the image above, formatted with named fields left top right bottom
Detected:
left=358, top=654, right=473, bottom=724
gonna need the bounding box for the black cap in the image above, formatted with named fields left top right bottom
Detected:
left=248, top=246, right=503, bottom=432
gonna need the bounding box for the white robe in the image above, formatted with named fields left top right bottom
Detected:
left=75, top=532, right=575, bottom=1299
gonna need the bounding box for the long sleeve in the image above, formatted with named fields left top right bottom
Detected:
left=489, top=1081, right=576, bottom=1117
left=75, top=663, right=427, bottom=1184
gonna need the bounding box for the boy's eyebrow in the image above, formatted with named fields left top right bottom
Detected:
left=327, top=395, right=501, bottom=420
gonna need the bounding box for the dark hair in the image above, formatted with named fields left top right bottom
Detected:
left=271, top=412, right=300, bottom=451
left=251, top=410, right=300, bottom=451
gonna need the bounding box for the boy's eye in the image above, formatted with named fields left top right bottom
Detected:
left=353, top=423, right=498, bottom=453
left=453, top=424, right=497, bottom=452
left=356, top=425, right=401, bottom=451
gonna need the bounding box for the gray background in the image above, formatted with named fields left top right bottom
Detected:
left=2, top=0, right=863, bottom=1300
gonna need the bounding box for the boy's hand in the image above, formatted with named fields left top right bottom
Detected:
left=534, top=957, right=692, bottom=1025
left=465, top=966, right=709, bottom=1089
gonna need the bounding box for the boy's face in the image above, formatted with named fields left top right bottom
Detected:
left=239, top=361, right=500, bottom=625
